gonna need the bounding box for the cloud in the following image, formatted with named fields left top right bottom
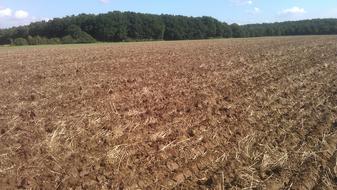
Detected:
left=0, top=7, right=33, bottom=28
left=99, top=0, right=110, bottom=4
left=254, top=7, right=260, bottom=13
left=0, top=8, right=12, bottom=17
left=281, top=6, right=306, bottom=15
left=14, top=10, right=29, bottom=19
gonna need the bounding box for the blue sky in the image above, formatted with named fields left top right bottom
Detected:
left=0, top=0, right=337, bottom=28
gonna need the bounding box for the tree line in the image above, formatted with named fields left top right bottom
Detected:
left=241, top=19, right=337, bottom=37
left=0, top=11, right=336, bottom=45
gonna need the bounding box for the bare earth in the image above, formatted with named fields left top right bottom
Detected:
left=0, top=36, right=337, bottom=189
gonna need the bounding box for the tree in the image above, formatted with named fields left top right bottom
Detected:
left=231, top=24, right=243, bottom=38
left=66, top=24, right=82, bottom=37
left=1, top=11, right=337, bottom=45
left=65, top=24, right=96, bottom=43
left=13, top=38, right=28, bottom=46
left=61, top=35, right=76, bottom=44
left=27, top=35, right=44, bottom=45
left=76, top=31, right=96, bottom=43
left=48, top=38, right=61, bottom=44
left=223, top=22, right=232, bottom=38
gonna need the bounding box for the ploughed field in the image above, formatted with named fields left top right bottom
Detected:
left=0, top=36, right=337, bottom=189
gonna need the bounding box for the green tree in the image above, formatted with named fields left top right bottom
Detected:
left=76, top=31, right=96, bottom=43
left=66, top=24, right=82, bottom=37
left=48, top=38, right=61, bottom=44
left=1, top=12, right=337, bottom=45
left=231, top=24, right=243, bottom=38
left=61, top=35, right=76, bottom=44
left=13, top=38, right=28, bottom=46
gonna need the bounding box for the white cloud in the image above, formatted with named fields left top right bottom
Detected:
left=0, top=8, right=33, bottom=28
left=99, top=0, right=110, bottom=4
left=14, top=10, right=29, bottom=19
left=281, top=6, right=306, bottom=15
left=0, top=8, right=12, bottom=17
left=254, top=7, right=260, bottom=13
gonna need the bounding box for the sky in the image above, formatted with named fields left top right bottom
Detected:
left=0, top=0, right=337, bottom=28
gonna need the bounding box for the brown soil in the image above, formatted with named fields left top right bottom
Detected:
left=0, top=36, right=336, bottom=189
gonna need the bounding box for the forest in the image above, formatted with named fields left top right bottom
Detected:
left=0, top=11, right=336, bottom=45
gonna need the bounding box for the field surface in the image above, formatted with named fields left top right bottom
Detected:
left=0, top=36, right=337, bottom=189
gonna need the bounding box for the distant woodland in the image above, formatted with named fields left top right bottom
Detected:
left=0, top=11, right=336, bottom=45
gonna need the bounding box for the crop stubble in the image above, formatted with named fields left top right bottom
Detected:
left=0, top=36, right=336, bottom=189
